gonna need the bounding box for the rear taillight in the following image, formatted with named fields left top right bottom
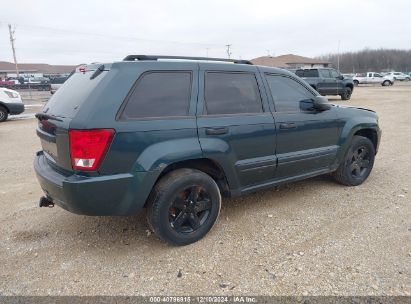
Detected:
left=69, top=129, right=115, bottom=171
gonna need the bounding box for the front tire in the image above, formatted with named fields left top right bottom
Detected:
left=0, top=106, right=8, bottom=122
left=382, top=80, right=391, bottom=86
left=353, top=80, right=359, bottom=86
left=340, top=87, right=352, bottom=100
left=332, top=136, right=375, bottom=186
left=146, top=168, right=221, bottom=246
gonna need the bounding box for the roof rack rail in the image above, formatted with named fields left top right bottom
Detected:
left=123, top=55, right=253, bottom=65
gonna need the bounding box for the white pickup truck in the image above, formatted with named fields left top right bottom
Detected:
left=352, top=72, right=394, bottom=86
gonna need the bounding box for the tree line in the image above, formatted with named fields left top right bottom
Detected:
left=317, top=48, right=411, bottom=73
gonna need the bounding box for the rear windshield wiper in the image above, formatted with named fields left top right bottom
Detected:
left=90, top=64, right=105, bottom=80
left=35, top=113, right=63, bottom=122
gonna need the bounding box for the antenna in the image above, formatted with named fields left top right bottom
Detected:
left=8, top=24, right=19, bottom=78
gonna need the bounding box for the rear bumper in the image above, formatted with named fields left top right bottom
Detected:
left=34, top=151, right=156, bottom=215
left=7, top=102, right=24, bottom=115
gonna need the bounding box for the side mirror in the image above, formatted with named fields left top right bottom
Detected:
left=337, top=75, right=344, bottom=80
left=312, top=96, right=331, bottom=111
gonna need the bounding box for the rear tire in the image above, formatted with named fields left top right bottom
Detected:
left=146, top=168, right=221, bottom=246
left=332, top=136, right=375, bottom=186
left=340, top=87, right=352, bottom=100
left=0, top=106, right=8, bottom=122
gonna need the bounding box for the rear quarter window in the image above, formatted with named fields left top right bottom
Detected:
left=119, top=71, right=192, bottom=119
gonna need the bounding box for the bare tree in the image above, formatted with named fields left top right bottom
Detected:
left=317, top=48, right=411, bottom=73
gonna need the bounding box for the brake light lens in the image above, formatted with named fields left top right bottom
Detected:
left=69, top=129, right=115, bottom=171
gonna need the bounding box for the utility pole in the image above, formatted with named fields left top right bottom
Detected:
left=337, top=40, right=341, bottom=71
left=225, top=44, right=232, bottom=59
left=8, top=24, right=19, bottom=77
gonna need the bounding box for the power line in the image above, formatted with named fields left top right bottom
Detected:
left=7, top=22, right=224, bottom=48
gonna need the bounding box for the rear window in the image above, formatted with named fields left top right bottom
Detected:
left=204, top=72, right=262, bottom=115
left=295, top=69, right=319, bottom=77
left=44, top=71, right=107, bottom=118
left=303, top=69, right=319, bottom=77
left=120, top=71, right=192, bottom=119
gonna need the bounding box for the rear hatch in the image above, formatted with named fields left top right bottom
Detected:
left=36, top=64, right=110, bottom=173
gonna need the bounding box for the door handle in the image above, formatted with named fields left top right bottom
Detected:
left=205, top=127, right=229, bottom=135
left=279, top=123, right=297, bottom=130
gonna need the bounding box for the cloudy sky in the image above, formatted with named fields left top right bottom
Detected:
left=0, top=0, right=410, bottom=65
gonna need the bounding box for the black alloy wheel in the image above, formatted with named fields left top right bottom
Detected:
left=169, top=185, right=212, bottom=233
left=349, top=146, right=371, bottom=179
left=332, top=135, right=375, bottom=186
left=146, top=168, right=221, bottom=246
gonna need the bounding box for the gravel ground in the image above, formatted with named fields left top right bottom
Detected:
left=0, top=84, right=410, bottom=296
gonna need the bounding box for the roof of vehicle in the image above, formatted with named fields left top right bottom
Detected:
left=84, top=55, right=291, bottom=76
left=295, top=67, right=334, bottom=70
left=123, top=54, right=253, bottom=65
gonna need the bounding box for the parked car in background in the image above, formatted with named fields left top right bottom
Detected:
left=342, top=73, right=355, bottom=78
left=50, top=76, right=69, bottom=94
left=294, top=68, right=354, bottom=100
left=0, top=87, right=24, bottom=122
left=383, top=72, right=410, bottom=81
left=353, top=72, right=394, bottom=86
left=0, top=79, right=16, bottom=88
left=27, top=77, right=50, bottom=84
left=34, top=55, right=380, bottom=245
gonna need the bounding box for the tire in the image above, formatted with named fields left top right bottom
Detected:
left=0, top=106, right=8, bottom=122
left=382, top=80, right=391, bottom=86
left=332, top=135, right=375, bottom=186
left=340, top=87, right=352, bottom=100
left=353, top=80, right=359, bottom=86
left=146, top=168, right=221, bottom=246
left=405, top=77, right=410, bottom=81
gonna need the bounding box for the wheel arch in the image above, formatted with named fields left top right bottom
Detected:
left=333, top=120, right=380, bottom=171
left=354, top=128, right=379, bottom=153
left=345, top=83, right=354, bottom=90
left=0, top=101, right=10, bottom=113
left=150, top=158, right=231, bottom=204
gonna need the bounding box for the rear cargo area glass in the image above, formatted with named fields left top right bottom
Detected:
left=43, top=71, right=107, bottom=118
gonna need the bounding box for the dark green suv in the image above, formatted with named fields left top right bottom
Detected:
left=34, top=55, right=381, bottom=246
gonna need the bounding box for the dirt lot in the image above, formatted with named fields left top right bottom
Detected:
left=0, top=84, right=410, bottom=296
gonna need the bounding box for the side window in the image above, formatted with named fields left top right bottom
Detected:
left=295, top=70, right=304, bottom=77
left=204, top=72, right=263, bottom=115
left=120, top=71, right=191, bottom=119
left=330, top=70, right=339, bottom=78
left=304, top=69, right=319, bottom=77
left=265, top=75, right=316, bottom=112
left=320, top=69, right=331, bottom=78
